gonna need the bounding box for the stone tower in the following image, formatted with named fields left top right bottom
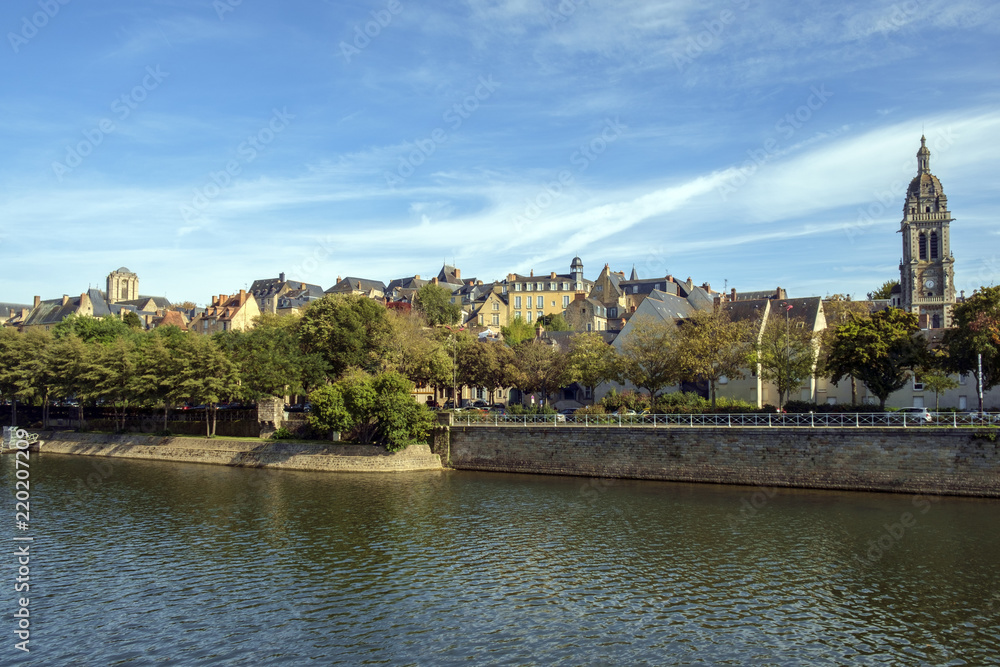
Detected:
left=899, top=136, right=956, bottom=329
left=107, top=267, right=138, bottom=305
left=570, top=256, right=584, bottom=291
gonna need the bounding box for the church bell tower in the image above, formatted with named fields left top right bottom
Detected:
left=899, top=136, right=956, bottom=329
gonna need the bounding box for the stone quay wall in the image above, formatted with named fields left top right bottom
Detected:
left=39, top=432, right=443, bottom=473
left=442, top=426, right=1000, bottom=497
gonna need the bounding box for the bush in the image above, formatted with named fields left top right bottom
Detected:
left=508, top=403, right=557, bottom=415
left=270, top=426, right=295, bottom=440
left=575, top=404, right=606, bottom=416
left=601, top=390, right=650, bottom=413
left=783, top=400, right=883, bottom=413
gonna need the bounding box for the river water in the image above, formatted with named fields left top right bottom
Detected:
left=3, top=453, right=999, bottom=665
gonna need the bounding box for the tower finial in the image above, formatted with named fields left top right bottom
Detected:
left=917, top=135, right=931, bottom=174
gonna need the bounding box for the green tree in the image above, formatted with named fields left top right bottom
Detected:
left=616, top=317, right=681, bottom=399
left=538, top=313, right=572, bottom=331
left=457, top=341, right=517, bottom=405
left=500, top=317, right=536, bottom=347
left=414, top=283, right=462, bottom=326
left=921, top=373, right=959, bottom=410
left=174, top=335, right=240, bottom=436
left=298, top=294, right=395, bottom=378
left=511, top=341, right=568, bottom=406
left=310, top=369, right=434, bottom=450
left=752, top=314, right=819, bottom=407
left=565, top=332, right=618, bottom=401
left=13, top=329, right=57, bottom=427
left=944, top=285, right=1000, bottom=409
left=867, top=280, right=899, bottom=301
left=52, top=313, right=134, bottom=344
left=122, top=310, right=143, bottom=330
left=215, top=318, right=324, bottom=402
left=677, top=309, right=756, bottom=407
left=307, top=383, right=353, bottom=437
left=821, top=296, right=872, bottom=404
left=46, top=334, right=94, bottom=425
left=826, top=308, right=925, bottom=409
left=0, top=328, right=25, bottom=425
left=85, top=336, right=141, bottom=432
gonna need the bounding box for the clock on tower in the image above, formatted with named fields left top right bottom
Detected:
left=898, top=136, right=956, bottom=329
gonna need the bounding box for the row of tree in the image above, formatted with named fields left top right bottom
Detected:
left=1, top=285, right=997, bottom=440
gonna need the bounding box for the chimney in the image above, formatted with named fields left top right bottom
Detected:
left=702, top=282, right=711, bottom=292
left=20, top=308, right=28, bottom=319
left=279, top=272, right=285, bottom=283
left=211, top=296, right=219, bottom=307
left=666, top=275, right=674, bottom=283
left=432, top=277, right=438, bottom=285
left=455, top=268, right=461, bottom=280
left=80, top=292, right=91, bottom=311
left=33, top=296, right=40, bottom=309
left=62, top=295, right=69, bottom=306
left=574, top=292, right=586, bottom=301
left=550, top=272, right=557, bottom=279
left=239, top=289, right=247, bottom=304
left=415, top=275, right=420, bottom=280
left=731, top=287, right=737, bottom=301
left=530, top=269, right=534, bottom=277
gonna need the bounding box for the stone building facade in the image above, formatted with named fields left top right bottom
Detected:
left=898, top=136, right=956, bottom=329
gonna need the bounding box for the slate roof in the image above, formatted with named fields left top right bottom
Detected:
left=0, top=303, right=31, bottom=320
left=325, top=277, right=387, bottom=294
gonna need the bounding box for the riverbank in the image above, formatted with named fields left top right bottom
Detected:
left=441, top=425, right=1000, bottom=497
left=38, top=431, right=443, bottom=473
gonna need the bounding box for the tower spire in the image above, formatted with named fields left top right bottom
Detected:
left=917, top=134, right=930, bottom=174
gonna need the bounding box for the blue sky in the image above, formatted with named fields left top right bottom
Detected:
left=1, top=0, right=998, bottom=307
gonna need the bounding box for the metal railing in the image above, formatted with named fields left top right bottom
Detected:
left=451, top=411, right=999, bottom=428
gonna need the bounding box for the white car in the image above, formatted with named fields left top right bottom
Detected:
left=893, top=407, right=932, bottom=424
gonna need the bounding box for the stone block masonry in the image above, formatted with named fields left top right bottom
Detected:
left=445, top=426, right=1000, bottom=497
left=39, top=432, right=443, bottom=473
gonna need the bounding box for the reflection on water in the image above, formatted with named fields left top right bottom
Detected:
left=5, top=454, right=999, bottom=665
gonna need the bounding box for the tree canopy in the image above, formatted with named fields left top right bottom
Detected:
left=944, top=285, right=1000, bottom=402
left=414, top=283, right=462, bottom=326
left=826, top=308, right=925, bottom=409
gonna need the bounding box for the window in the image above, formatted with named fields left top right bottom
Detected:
left=536, top=283, right=543, bottom=291
left=478, top=314, right=484, bottom=325
left=549, top=282, right=556, bottom=291
left=551, top=300, right=556, bottom=308
left=586, top=323, right=592, bottom=332
left=515, top=283, right=521, bottom=291
left=918, top=233, right=927, bottom=260
left=960, top=374, right=968, bottom=385
left=563, top=295, right=570, bottom=308
left=930, top=231, right=939, bottom=259
left=514, top=311, right=522, bottom=320
left=925, top=206, right=931, bottom=213
left=536, top=296, right=543, bottom=308
left=609, top=308, right=617, bottom=318
left=526, top=311, right=532, bottom=322
left=913, top=375, right=924, bottom=391
left=562, top=282, right=569, bottom=291
left=515, top=296, right=522, bottom=309
left=492, top=314, right=499, bottom=326
left=931, top=314, right=941, bottom=329
left=596, top=285, right=603, bottom=292
left=537, top=311, right=543, bottom=321
left=492, top=301, right=500, bottom=311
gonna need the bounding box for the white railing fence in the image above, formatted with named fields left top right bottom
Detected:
left=449, top=411, right=999, bottom=428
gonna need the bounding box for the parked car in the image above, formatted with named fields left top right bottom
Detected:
left=890, top=407, right=933, bottom=424
left=964, top=411, right=999, bottom=423
left=471, top=400, right=489, bottom=409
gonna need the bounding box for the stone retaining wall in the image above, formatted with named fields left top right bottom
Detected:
left=445, top=426, right=1000, bottom=497
left=40, top=432, right=443, bottom=473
